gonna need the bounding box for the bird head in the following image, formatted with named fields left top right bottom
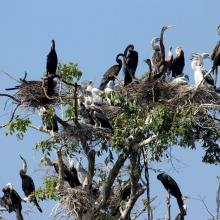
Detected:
left=175, top=47, right=182, bottom=57
left=218, top=25, right=220, bottom=35
left=51, top=40, right=55, bottom=49
left=127, top=44, right=134, bottom=51
left=19, top=155, right=27, bottom=173
left=5, top=183, right=13, bottom=190
left=143, top=59, right=151, bottom=65
left=161, top=25, right=175, bottom=32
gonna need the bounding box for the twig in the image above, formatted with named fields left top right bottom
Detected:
left=0, top=93, right=20, bottom=103
left=74, top=82, right=78, bottom=125
left=0, top=70, right=20, bottom=83
left=216, top=176, right=220, bottom=220
left=166, top=192, right=171, bottom=220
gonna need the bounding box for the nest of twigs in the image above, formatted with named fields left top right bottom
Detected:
left=62, top=122, right=112, bottom=148
left=15, top=79, right=60, bottom=108
left=124, top=77, right=220, bottom=107
left=57, top=187, right=95, bottom=217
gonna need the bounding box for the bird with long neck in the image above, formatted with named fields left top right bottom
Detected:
left=158, top=25, right=174, bottom=73
left=144, top=59, right=152, bottom=79
left=123, top=44, right=138, bottom=85
left=99, top=53, right=124, bottom=90
left=157, top=173, right=186, bottom=216
left=46, top=39, right=58, bottom=76
left=19, top=155, right=42, bottom=213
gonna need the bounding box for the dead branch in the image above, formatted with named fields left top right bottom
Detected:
left=0, top=93, right=20, bottom=103
left=216, top=177, right=220, bottom=220
left=166, top=192, right=171, bottom=220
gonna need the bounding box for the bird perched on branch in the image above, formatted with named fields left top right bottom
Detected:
left=76, top=157, right=88, bottom=187
left=41, top=156, right=81, bottom=187
left=19, top=155, right=42, bottom=213
left=99, top=53, right=124, bottom=90
left=2, top=183, right=24, bottom=220
left=46, top=40, right=58, bottom=76
left=157, top=172, right=186, bottom=215
left=123, top=44, right=138, bottom=85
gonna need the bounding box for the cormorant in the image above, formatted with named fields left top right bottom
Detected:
left=171, top=47, right=185, bottom=78
left=2, top=183, right=24, bottom=220
left=87, top=103, right=113, bottom=130
left=38, top=107, right=59, bottom=133
left=157, top=173, right=186, bottom=215
left=42, top=156, right=81, bottom=187
left=79, top=102, right=95, bottom=125
left=210, top=25, right=220, bottom=86
left=123, top=44, right=138, bottom=85
left=151, top=37, right=162, bottom=75
left=99, top=53, right=124, bottom=90
left=19, top=156, right=42, bottom=213
left=46, top=40, right=58, bottom=76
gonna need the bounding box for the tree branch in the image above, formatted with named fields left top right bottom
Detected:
left=97, top=150, right=130, bottom=210
left=56, top=147, right=65, bottom=189
left=0, top=93, right=20, bottom=103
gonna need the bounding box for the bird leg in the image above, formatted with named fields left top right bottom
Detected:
left=166, top=191, right=171, bottom=220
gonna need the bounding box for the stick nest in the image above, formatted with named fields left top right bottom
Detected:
left=15, top=80, right=60, bottom=108
left=123, top=78, right=220, bottom=107
left=57, top=187, right=96, bottom=216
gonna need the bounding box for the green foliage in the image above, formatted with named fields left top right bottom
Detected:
left=57, top=62, right=82, bottom=83
left=6, top=116, right=31, bottom=140
left=65, top=104, right=74, bottom=120
left=35, top=177, right=58, bottom=201
left=35, top=137, right=62, bottom=154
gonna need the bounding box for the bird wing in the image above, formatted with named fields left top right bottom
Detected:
left=211, top=41, right=220, bottom=60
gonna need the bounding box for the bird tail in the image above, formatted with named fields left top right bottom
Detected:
left=15, top=208, right=24, bottom=220
left=33, top=198, right=43, bottom=213
left=177, top=197, right=186, bottom=215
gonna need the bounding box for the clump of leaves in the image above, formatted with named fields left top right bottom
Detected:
left=6, top=116, right=31, bottom=140
left=35, top=177, right=58, bottom=201
left=57, top=62, right=82, bottom=83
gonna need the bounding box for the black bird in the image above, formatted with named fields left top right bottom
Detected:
left=38, top=107, right=58, bottom=133
left=123, top=44, right=138, bottom=85
left=19, top=156, right=42, bottom=213
left=99, top=53, right=124, bottom=90
left=171, top=47, right=185, bottom=78
left=157, top=173, right=186, bottom=215
left=42, top=157, right=81, bottom=188
left=79, top=102, right=95, bottom=125
left=2, top=183, right=23, bottom=220
left=46, top=40, right=58, bottom=76
left=88, top=103, right=113, bottom=130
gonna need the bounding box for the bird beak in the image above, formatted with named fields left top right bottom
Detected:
left=167, top=25, right=175, bottom=29
left=19, top=155, right=25, bottom=161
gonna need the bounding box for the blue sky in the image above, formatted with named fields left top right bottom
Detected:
left=0, top=0, right=219, bottom=219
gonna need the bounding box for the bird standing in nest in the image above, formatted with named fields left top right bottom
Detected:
left=99, top=53, right=124, bottom=90
left=46, top=40, right=58, bottom=77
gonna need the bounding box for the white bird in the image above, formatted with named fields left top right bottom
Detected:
left=170, top=75, right=189, bottom=86
left=76, top=157, right=88, bottom=187
left=86, top=81, right=103, bottom=105
left=191, top=53, right=214, bottom=87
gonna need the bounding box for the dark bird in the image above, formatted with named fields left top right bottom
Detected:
left=99, top=53, right=124, bottom=90
left=79, top=102, right=95, bottom=125
left=157, top=173, right=186, bottom=215
left=46, top=40, right=58, bottom=76
left=144, top=59, right=152, bottom=79
left=42, top=156, right=81, bottom=188
left=2, top=183, right=24, bottom=220
left=88, top=103, right=113, bottom=130
left=19, top=156, right=42, bottom=213
left=38, top=107, right=58, bottom=133
left=151, top=26, right=174, bottom=76
left=123, top=44, right=138, bottom=85
left=171, top=47, right=185, bottom=78
left=211, top=38, right=220, bottom=86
